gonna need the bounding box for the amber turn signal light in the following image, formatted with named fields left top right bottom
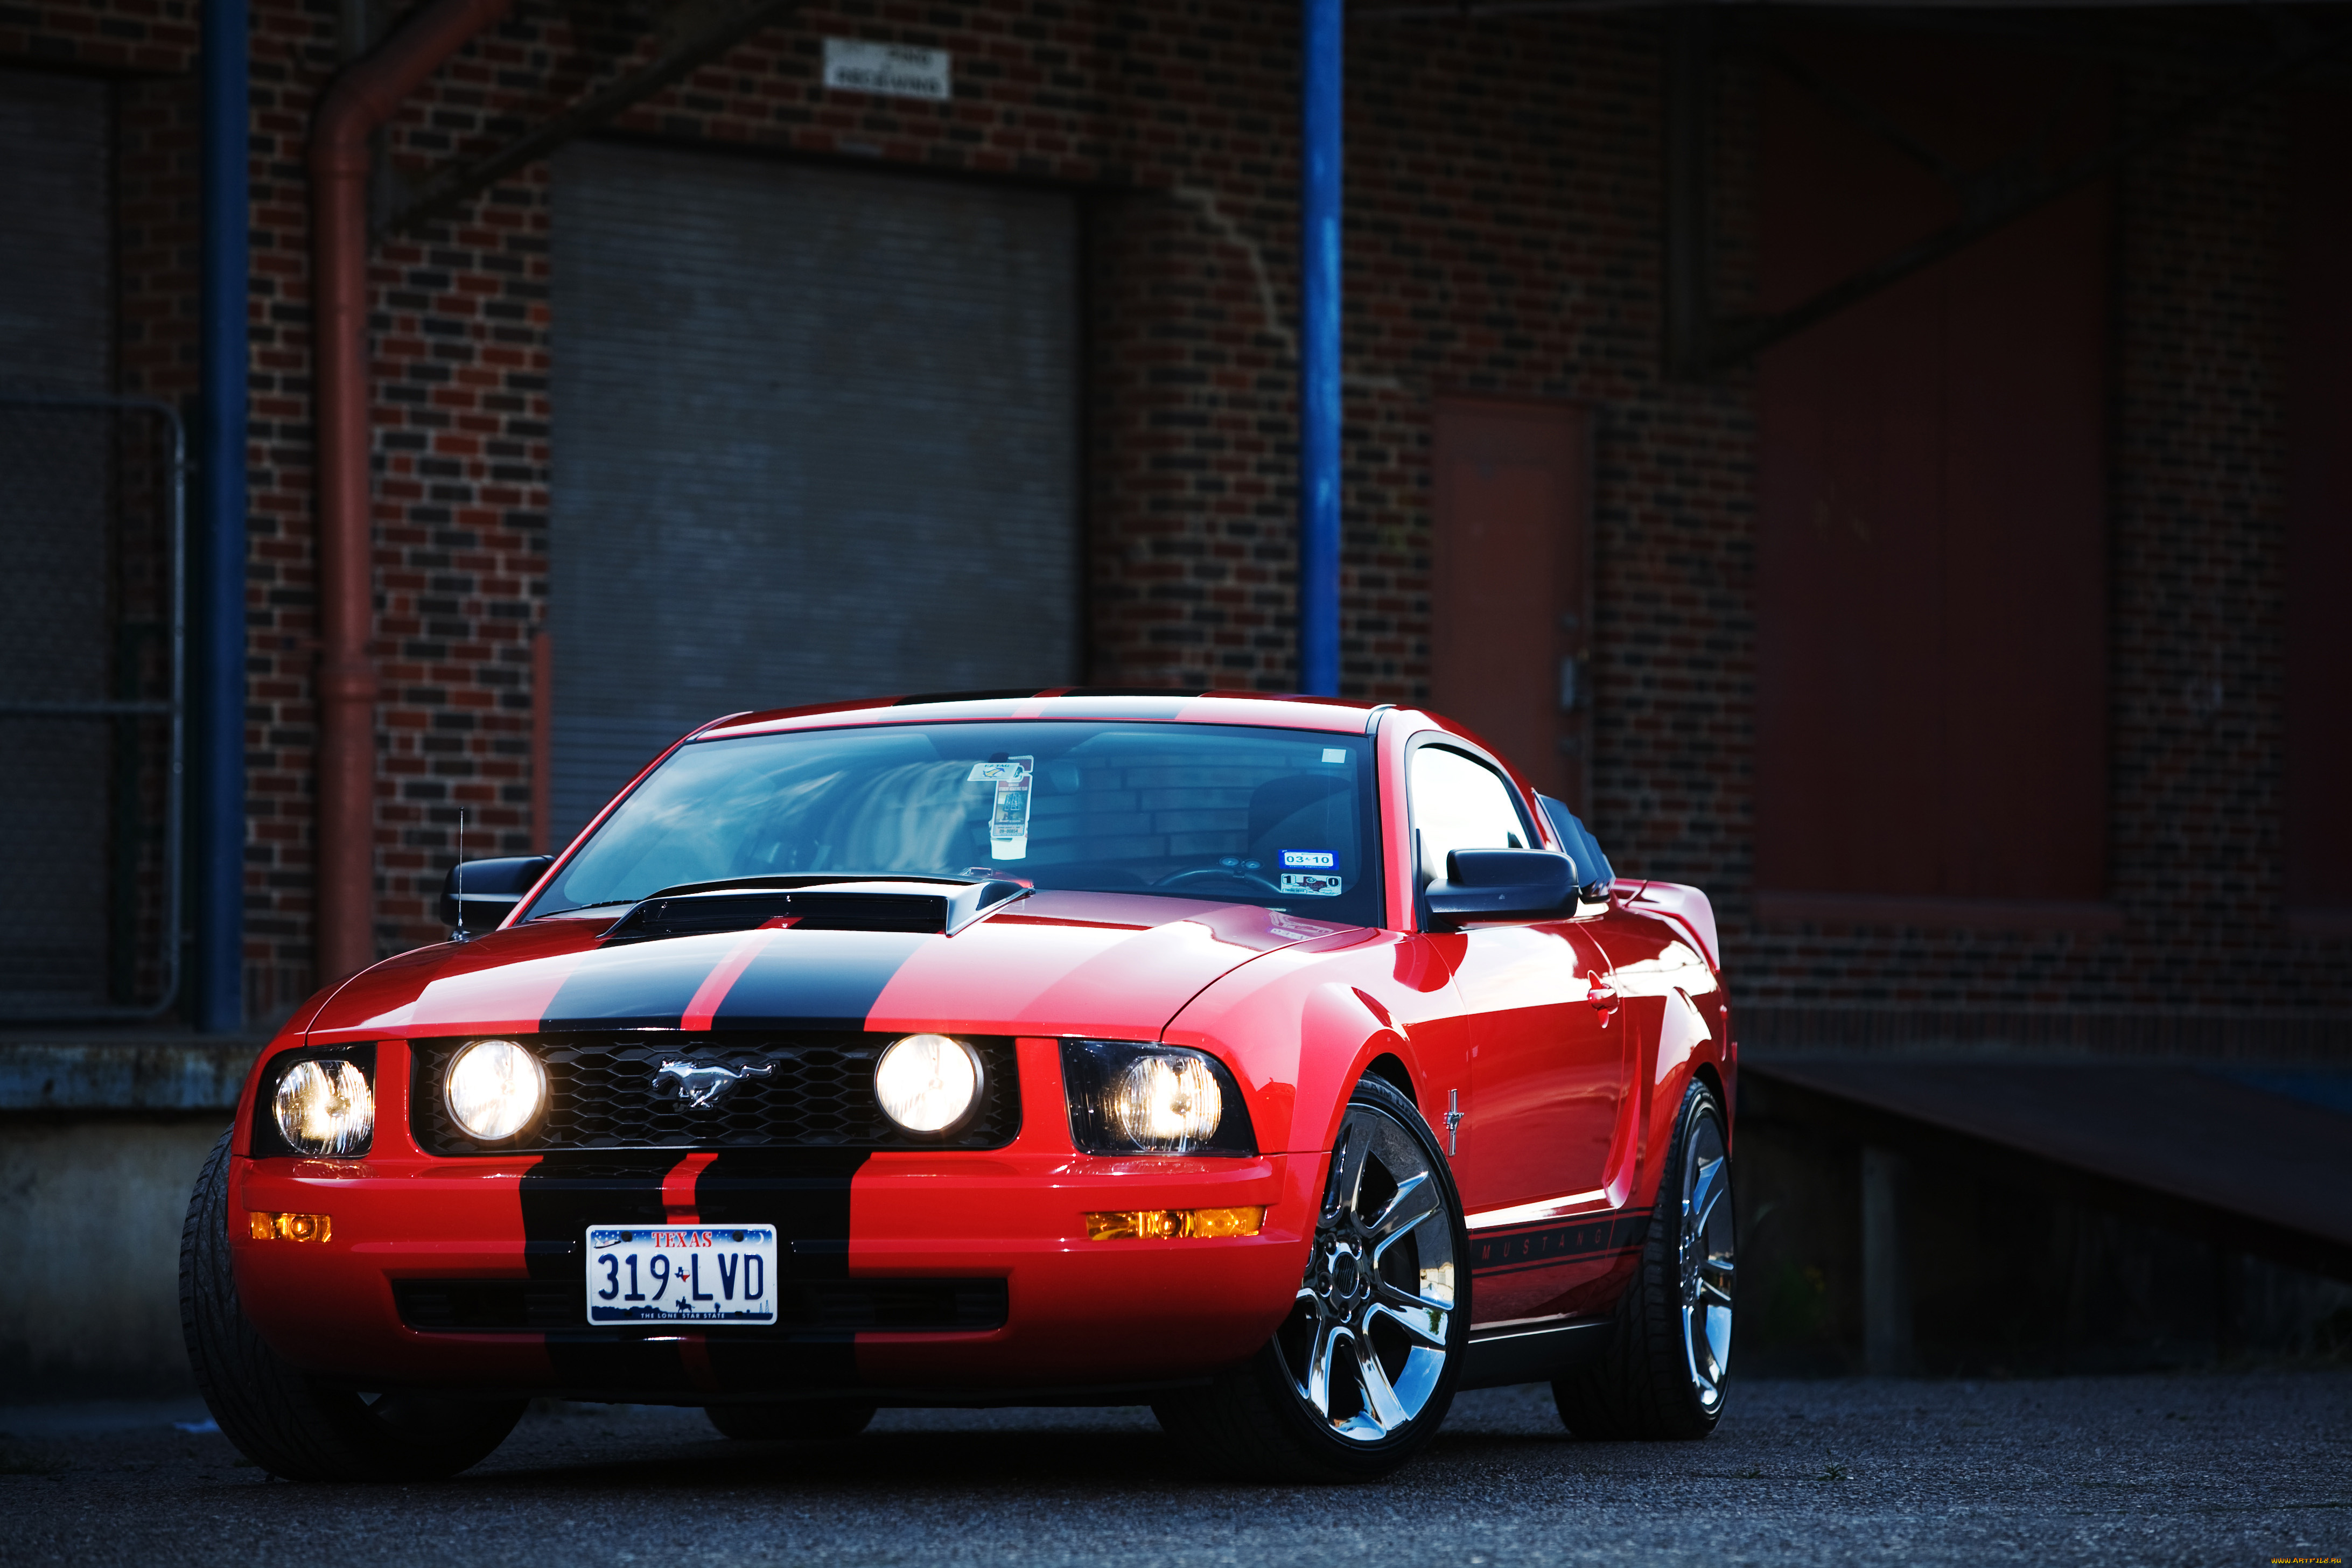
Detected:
left=248, top=1211, right=333, bottom=1243
left=1083, top=1206, right=1265, bottom=1241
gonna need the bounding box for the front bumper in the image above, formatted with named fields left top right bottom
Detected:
left=230, top=1039, right=1317, bottom=1401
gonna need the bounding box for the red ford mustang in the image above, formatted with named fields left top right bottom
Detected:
left=183, top=691, right=1734, bottom=1482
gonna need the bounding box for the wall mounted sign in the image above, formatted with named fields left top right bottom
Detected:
left=823, top=39, right=952, bottom=101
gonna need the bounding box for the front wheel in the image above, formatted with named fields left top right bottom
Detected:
left=1552, top=1078, right=1734, bottom=1440
left=1154, top=1074, right=1468, bottom=1481
left=179, top=1131, right=528, bottom=1481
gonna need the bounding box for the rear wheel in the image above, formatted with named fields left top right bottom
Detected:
left=1154, top=1075, right=1467, bottom=1481
left=1552, top=1079, right=1734, bottom=1440
left=706, top=1401, right=876, bottom=1441
left=179, top=1131, right=527, bottom=1481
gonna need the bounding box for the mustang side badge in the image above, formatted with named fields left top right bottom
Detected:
left=654, top=1060, right=774, bottom=1109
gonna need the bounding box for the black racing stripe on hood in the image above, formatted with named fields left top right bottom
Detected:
left=519, top=1151, right=694, bottom=1394
left=709, top=930, right=930, bottom=1031
left=535, top=939, right=723, bottom=1031
left=695, top=1149, right=868, bottom=1390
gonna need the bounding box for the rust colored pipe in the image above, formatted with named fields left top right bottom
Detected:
left=310, top=0, right=512, bottom=984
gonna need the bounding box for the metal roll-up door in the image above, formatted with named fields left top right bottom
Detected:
left=0, top=69, right=118, bottom=1012
left=549, top=143, right=1081, bottom=842
left=0, top=68, right=109, bottom=392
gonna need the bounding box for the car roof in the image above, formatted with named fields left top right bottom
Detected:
left=697, top=689, right=1393, bottom=740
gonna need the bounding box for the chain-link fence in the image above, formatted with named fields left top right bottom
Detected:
left=0, top=394, right=183, bottom=1019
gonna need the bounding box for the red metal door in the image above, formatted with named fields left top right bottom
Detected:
left=1755, top=28, right=2110, bottom=904
left=1430, top=398, right=1593, bottom=810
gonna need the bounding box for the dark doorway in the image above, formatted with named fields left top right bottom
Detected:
left=1429, top=398, right=1593, bottom=809
left=2287, top=91, right=2352, bottom=925
left=1754, top=29, right=2111, bottom=908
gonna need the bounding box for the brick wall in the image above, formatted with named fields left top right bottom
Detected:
left=4, top=0, right=2343, bottom=1040
left=235, top=0, right=551, bottom=1013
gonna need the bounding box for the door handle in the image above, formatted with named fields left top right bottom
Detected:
left=1587, top=972, right=1619, bottom=1011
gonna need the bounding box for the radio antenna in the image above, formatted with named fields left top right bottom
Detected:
left=453, top=808, right=469, bottom=943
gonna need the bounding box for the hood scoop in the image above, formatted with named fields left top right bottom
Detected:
left=602, top=878, right=1025, bottom=944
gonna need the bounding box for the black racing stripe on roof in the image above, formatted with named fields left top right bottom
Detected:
left=890, top=689, right=1050, bottom=705
left=1055, top=687, right=1214, bottom=698
left=888, top=688, right=1233, bottom=706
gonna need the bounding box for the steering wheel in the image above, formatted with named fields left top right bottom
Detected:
left=1152, top=864, right=1287, bottom=897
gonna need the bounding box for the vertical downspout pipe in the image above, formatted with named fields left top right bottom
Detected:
left=1297, top=0, right=1343, bottom=698
left=196, top=0, right=250, bottom=1031
left=309, top=0, right=512, bottom=985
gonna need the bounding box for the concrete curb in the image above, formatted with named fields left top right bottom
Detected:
left=0, top=1040, right=265, bottom=1111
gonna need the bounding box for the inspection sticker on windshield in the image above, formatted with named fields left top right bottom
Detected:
left=586, top=1225, right=776, bottom=1326
left=967, top=761, right=1028, bottom=782
left=1281, top=850, right=1335, bottom=869
left=983, top=754, right=1035, bottom=860
left=1279, top=873, right=1342, bottom=897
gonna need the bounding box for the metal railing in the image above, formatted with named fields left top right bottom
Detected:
left=0, top=392, right=185, bottom=1020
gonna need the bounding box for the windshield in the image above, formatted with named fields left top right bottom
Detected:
left=528, top=721, right=1384, bottom=927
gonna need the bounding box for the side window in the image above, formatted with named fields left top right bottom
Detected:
left=1538, top=794, right=1613, bottom=894
left=1409, top=745, right=1529, bottom=882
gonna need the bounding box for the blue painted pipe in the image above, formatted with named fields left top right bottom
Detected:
left=195, top=0, right=248, bottom=1033
left=1298, top=0, right=1342, bottom=697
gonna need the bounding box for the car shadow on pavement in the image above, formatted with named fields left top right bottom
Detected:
left=452, top=1422, right=1603, bottom=1496
left=468, top=1427, right=1203, bottom=1492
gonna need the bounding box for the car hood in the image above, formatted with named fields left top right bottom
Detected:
left=306, top=890, right=1366, bottom=1045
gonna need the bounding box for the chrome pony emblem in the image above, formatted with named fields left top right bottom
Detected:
left=654, top=1059, right=774, bottom=1110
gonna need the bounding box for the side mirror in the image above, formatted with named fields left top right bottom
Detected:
left=1424, top=848, right=1576, bottom=922
left=439, top=855, right=556, bottom=934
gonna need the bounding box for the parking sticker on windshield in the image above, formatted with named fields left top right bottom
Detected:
left=980, top=754, right=1035, bottom=861
left=1280, top=850, right=1335, bottom=869
left=1279, top=872, right=1343, bottom=897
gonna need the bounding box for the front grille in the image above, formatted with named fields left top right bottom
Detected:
left=409, top=1033, right=1020, bottom=1154
left=393, top=1277, right=1007, bottom=1333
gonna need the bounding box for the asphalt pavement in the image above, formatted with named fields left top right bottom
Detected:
left=2, top=1371, right=2345, bottom=1567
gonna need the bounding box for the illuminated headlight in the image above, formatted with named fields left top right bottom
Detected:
left=444, top=1038, right=547, bottom=1143
left=874, top=1033, right=984, bottom=1134
left=270, top=1059, right=374, bottom=1156
left=1061, top=1041, right=1256, bottom=1157
left=1111, top=1054, right=1221, bottom=1147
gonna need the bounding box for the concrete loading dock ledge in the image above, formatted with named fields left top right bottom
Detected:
left=1734, top=1054, right=2352, bottom=1377
left=2, top=1039, right=260, bottom=1398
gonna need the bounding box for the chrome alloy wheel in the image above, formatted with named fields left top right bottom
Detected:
left=1273, top=1100, right=1458, bottom=1444
left=1677, top=1109, right=1734, bottom=1412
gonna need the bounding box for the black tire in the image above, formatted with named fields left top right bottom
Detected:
left=179, top=1130, right=528, bottom=1481
left=1153, top=1074, right=1469, bottom=1482
left=706, top=1401, right=877, bottom=1441
left=1552, top=1079, right=1734, bottom=1440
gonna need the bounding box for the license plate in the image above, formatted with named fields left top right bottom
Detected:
left=585, top=1225, right=778, bottom=1325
